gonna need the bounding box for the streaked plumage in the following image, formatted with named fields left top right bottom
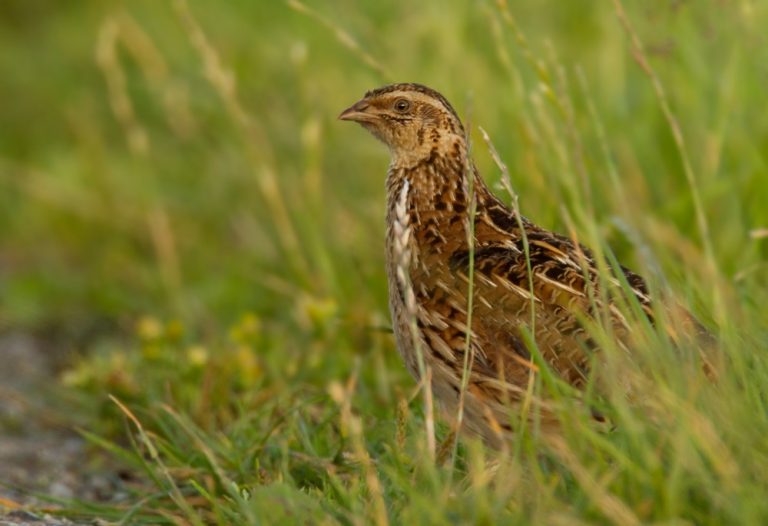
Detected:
left=340, top=83, right=713, bottom=445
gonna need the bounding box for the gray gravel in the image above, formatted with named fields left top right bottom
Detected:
left=0, top=333, right=119, bottom=525
left=0, top=510, right=78, bottom=526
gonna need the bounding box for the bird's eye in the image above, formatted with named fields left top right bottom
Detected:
left=394, top=98, right=411, bottom=113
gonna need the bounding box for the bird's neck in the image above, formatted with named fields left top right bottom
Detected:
left=385, top=150, right=497, bottom=269
left=386, top=148, right=492, bottom=219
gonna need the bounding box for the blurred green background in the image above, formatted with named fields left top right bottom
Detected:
left=0, top=1, right=767, bottom=522
left=1, top=0, right=765, bottom=344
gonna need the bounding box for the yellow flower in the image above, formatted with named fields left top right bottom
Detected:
left=235, top=345, right=261, bottom=386
left=295, top=294, right=338, bottom=332
left=229, top=313, right=261, bottom=344
left=187, top=345, right=209, bottom=367
left=136, top=316, right=163, bottom=341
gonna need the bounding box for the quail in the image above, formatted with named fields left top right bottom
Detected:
left=340, top=83, right=713, bottom=445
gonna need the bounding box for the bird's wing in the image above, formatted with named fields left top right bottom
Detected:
left=447, top=206, right=655, bottom=389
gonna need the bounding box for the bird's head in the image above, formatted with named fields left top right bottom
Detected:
left=339, top=83, right=466, bottom=168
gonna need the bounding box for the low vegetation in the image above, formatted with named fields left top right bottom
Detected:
left=1, top=1, right=766, bottom=523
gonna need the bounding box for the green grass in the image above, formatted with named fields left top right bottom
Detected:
left=1, top=0, right=767, bottom=523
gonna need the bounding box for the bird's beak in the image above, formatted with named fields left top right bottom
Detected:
left=338, top=99, right=375, bottom=123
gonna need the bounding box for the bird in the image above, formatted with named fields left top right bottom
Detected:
left=339, top=83, right=714, bottom=446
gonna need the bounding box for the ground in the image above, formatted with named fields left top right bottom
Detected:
left=0, top=335, right=121, bottom=524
